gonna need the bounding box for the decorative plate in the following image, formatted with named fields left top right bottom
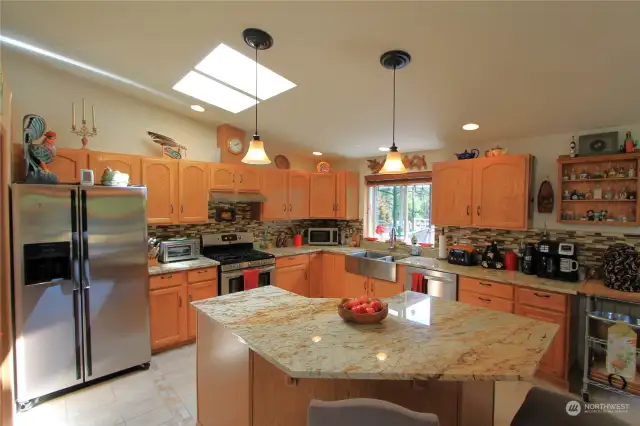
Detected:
left=274, top=155, right=290, bottom=169
left=317, top=161, right=330, bottom=173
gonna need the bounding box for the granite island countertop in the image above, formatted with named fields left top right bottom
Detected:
left=148, top=256, right=220, bottom=276
left=396, top=257, right=580, bottom=295
left=193, top=286, right=557, bottom=381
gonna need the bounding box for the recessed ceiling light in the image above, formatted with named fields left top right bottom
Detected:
left=190, top=105, right=205, bottom=112
left=462, top=123, right=480, bottom=131
left=379, top=147, right=390, bottom=152
left=312, top=152, right=322, bottom=156
left=173, top=71, right=257, bottom=114
left=195, top=43, right=296, bottom=100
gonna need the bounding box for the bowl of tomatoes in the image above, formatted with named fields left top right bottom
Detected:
left=338, top=296, right=388, bottom=324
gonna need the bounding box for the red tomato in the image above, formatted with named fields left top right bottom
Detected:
left=353, top=305, right=365, bottom=314
left=357, top=296, right=368, bottom=304
left=344, top=300, right=358, bottom=310
left=365, top=307, right=376, bottom=314
left=370, top=300, right=382, bottom=312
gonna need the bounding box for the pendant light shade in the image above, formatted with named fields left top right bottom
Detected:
left=378, top=50, right=410, bottom=175
left=241, top=28, right=272, bottom=165
left=242, top=135, right=271, bottom=165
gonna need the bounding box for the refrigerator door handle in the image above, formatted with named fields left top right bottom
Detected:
left=80, top=190, right=93, bottom=377
left=71, top=189, right=82, bottom=380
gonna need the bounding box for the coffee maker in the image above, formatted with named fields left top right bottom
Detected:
left=557, top=242, right=579, bottom=282
left=521, top=243, right=537, bottom=275
left=537, top=240, right=559, bottom=280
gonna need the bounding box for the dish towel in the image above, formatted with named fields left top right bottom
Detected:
left=411, top=273, right=424, bottom=293
left=244, top=269, right=260, bottom=291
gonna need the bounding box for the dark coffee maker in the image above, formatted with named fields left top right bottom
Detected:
left=537, top=240, right=560, bottom=279
left=521, top=243, right=537, bottom=275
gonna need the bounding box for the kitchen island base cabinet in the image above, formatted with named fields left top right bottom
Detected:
left=196, top=311, right=494, bottom=426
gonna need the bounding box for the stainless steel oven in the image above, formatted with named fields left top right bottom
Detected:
left=159, top=239, right=200, bottom=263
left=220, top=265, right=276, bottom=295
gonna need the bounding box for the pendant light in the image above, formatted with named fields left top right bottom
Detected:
left=378, top=50, right=410, bottom=174
left=242, top=28, right=272, bottom=165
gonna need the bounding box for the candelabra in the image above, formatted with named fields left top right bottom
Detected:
left=71, top=99, right=98, bottom=148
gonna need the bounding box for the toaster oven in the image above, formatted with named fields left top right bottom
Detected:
left=159, top=239, right=200, bottom=263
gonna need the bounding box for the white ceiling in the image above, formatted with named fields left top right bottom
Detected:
left=3, top=1, right=640, bottom=158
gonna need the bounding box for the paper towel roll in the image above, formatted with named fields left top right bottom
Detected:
left=438, top=234, right=448, bottom=259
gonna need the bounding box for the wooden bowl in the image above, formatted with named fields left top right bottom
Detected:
left=337, top=298, right=388, bottom=324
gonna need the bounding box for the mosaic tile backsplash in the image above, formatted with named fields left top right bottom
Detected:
left=440, top=226, right=640, bottom=270
left=148, top=202, right=363, bottom=245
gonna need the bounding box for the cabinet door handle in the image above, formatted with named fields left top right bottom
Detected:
left=239, top=174, right=243, bottom=184
left=370, top=280, right=375, bottom=294
left=232, top=173, right=235, bottom=183
left=178, top=295, right=182, bottom=307
left=188, top=294, right=193, bottom=302
left=363, top=280, right=367, bottom=291
left=336, top=203, right=339, bottom=211
left=478, top=297, right=491, bottom=302
left=479, top=282, right=492, bottom=287
left=466, top=205, right=470, bottom=216
left=161, top=275, right=173, bottom=280
left=477, top=206, right=480, bottom=216
left=534, top=292, right=551, bottom=299
left=180, top=205, right=184, bottom=213
left=304, top=271, right=307, bottom=280
left=283, top=204, right=287, bottom=212
left=170, top=204, right=174, bottom=214
left=289, top=204, right=292, bottom=211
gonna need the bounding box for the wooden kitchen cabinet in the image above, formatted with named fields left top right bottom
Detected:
left=309, top=253, right=323, bottom=298
left=343, top=271, right=368, bottom=299
left=321, top=253, right=345, bottom=298
left=432, top=161, right=473, bottom=226
left=310, top=173, right=337, bottom=218
left=178, top=161, right=209, bottom=223
left=275, top=255, right=310, bottom=297
left=369, top=265, right=406, bottom=298
left=88, top=151, right=142, bottom=184
left=473, top=155, right=530, bottom=229
left=288, top=171, right=310, bottom=219
left=261, top=169, right=289, bottom=220
left=432, top=155, right=531, bottom=230
left=458, top=290, right=514, bottom=313
left=150, top=285, right=187, bottom=351
left=209, top=164, right=236, bottom=192
left=335, top=171, right=359, bottom=220
left=236, top=165, right=261, bottom=193
left=47, top=148, right=88, bottom=183
left=187, top=281, right=218, bottom=339
left=142, top=158, right=178, bottom=225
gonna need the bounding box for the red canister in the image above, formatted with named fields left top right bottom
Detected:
left=504, top=250, right=518, bottom=271
left=293, top=234, right=302, bottom=247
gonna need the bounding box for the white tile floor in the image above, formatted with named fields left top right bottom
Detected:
left=14, top=344, right=637, bottom=426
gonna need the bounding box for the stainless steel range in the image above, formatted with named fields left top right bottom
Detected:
left=202, top=233, right=275, bottom=295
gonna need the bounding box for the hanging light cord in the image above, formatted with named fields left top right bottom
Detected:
left=254, top=48, right=259, bottom=136
left=391, top=64, right=397, bottom=149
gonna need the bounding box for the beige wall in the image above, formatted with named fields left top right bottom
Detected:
left=357, top=127, right=640, bottom=234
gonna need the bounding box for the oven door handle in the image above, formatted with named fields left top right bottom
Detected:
left=222, top=265, right=275, bottom=279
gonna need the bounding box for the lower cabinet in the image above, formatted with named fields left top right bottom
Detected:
left=149, top=267, right=218, bottom=352
left=275, top=255, right=310, bottom=297
left=150, top=285, right=187, bottom=350
left=321, top=253, right=346, bottom=298
left=309, top=253, right=323, bottom=298
left=342, top=265, right=405, bottom=299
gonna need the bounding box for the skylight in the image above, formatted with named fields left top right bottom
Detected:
left=195, top=43, right=296, bottom=100
left=172, top=71, right=258, bottom=114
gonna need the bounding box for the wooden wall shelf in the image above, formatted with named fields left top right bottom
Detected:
left=557, top=154, right=639, bottom=225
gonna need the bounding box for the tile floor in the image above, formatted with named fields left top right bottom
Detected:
left=14, top=344, right=637, bottom=426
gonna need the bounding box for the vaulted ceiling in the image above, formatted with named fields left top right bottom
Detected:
left=3, top=1, right=640, bottom=157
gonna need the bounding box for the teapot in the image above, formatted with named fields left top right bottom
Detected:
left=454, top=149, right=479, bottom=160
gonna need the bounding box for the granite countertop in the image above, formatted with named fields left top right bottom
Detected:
left=396, top=257, right=580, bottom=295
left=261, top=245, right=366, bottom=257
left=148, top=257, right=220, bottom=276
left=193, top=286, right=557, bottom=381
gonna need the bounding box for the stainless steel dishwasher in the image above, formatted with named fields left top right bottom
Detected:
left=405, top=266, right=458, bottom=300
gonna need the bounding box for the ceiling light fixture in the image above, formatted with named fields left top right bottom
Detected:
left=378, top=147, right=390, bottom=152
left=195, top=43, right=296, bottom=100
left=378, top=50, right=410, bottom=175
left=241, top=28, right=272, bottom=165
left=173, top=71, right=257, bottom=113
left=190, top=105, right=205, bottom=112
left=462, top=123, right=479, bottom=131
left=312, top=152, right=322, bottom=156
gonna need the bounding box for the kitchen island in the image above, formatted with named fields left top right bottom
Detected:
left=193, top=287, right=558, bottom=426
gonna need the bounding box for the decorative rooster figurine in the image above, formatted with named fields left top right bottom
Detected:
left=23, top=114, right=58, bottom=184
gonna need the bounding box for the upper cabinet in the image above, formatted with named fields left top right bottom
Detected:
left=432, top=155, right=531, bottom=230
left=142, top=158, right=178, bottom=225
left=48, top=148, right=88, bottom=184
left=310, top=173, right=337, bottom=218
left=336, top=171, right=359, bottom=220
left=261, top=168, right=289, bottom=220
left=288, top=171, right=310, bottom=219
left=209, top=164, right=262, bottom=193
left=432, top=161, right=474, bottom=227
left=178, top=161, right=209, bottom=223
left=88, top=151, right=142, bottom=184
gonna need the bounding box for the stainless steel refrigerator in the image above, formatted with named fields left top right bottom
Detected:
left=11, top=184, right=151, bottom=409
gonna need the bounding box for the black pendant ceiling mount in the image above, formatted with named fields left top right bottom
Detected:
left=243, top=28, right=273, bottom=51
left=380, top=50, right=411, bottom=70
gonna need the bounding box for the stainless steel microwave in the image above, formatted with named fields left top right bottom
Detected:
left=308, top=228, right=340, bottom=246
left=159, top=239, right=200, bottom=263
